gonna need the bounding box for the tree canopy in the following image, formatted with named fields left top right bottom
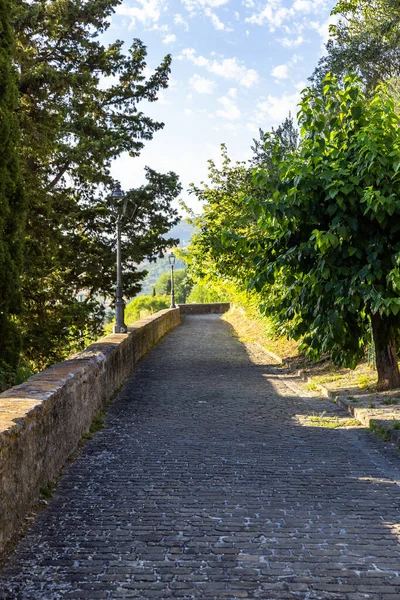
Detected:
left=0, top=0, right=25, bottom=367
left=312, top=0, right=400, bottom=92
left=185, top=74, right=400, bottom=390
left=3, top=0, right=181, bottom=369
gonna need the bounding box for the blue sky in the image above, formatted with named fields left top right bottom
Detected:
left=106, top=0, right=337, bottom=211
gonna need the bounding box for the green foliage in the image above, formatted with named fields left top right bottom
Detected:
left=0, top=360, right=33, bottom=393
left=155, top=269, right=192, bottom=304
left=10, top=1, right=180, bottom=370
left=105, top=295, right=170, bottom=333
left=183, top=120, right=298, bottom=333
left=251, top=74, right=400, bottom=388
left=370, top=419, right=391, bottom=441
left=139, top=255, right=186, bottom=296
left=312, top=0, right=400, bottom=92
left=0, top=0, right=25, bottom=367
left=125, top=295, right=170, bottom=322
left=187, top=282, right=227, bottom=304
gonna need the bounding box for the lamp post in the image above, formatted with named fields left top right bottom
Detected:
left=112, top=183, right=128, bottom=334
left=169, top=253, right=176, bottom=308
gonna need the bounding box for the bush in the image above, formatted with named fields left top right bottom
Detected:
left=187, top=282, right=227, bottom=304
left=0, top=360, right=33, bottom=393
left=104, top=295, right=170, bottom=334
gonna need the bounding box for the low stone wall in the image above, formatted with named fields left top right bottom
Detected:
left=179, top=303, right=230, bottom=315
left=0, top=308, right=180, bottom=555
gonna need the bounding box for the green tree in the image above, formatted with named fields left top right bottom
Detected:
left=155, top=269, right=192, bottom=304
left=184, top=125, right=298, bottom=322
left=0, top=2, right=25, bottom=367
left=12, top=1, right=179, bottom=369
left=251, top=74, right=400, bottom=390
left=251, top=116, right=299, bottom=168
left=187, top=283, right=227, bottom=304
left=312, top=0, right=400, bottom=92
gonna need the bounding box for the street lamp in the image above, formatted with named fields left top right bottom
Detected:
left=112, top=183, right=128, bottom=334
left=169, top=253, right=176, bottom=308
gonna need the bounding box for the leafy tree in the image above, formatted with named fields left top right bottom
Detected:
left=184, top=123, right=298, bottom=318
left=251, top=74, right=400, bottom=390
left=184, top=145, right=260, bottom=289
left=22, top=168, right=181, bottom=369
left=0, top=2, right=25, bottom=367
left=187, top=283, right=227, bottom=304
left=155, top=269, right=192, bottom=304
left=104, top=295, right=170, bottom=333
left=11, top=1, right=179, bottom=368
left=311, top=0, right=400, bottom=92
left=251, top=116, right=299, bottom=168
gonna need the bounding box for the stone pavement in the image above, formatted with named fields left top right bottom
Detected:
left=1, top=314, right=400, bottom=600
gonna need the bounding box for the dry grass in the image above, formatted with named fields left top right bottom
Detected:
left=223, top=305, right=379, bottom=394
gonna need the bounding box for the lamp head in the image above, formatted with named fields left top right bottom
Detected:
left=112, top=183, right=125, bottom=199
left=169, top=253, right=176, bottom=266
left=112, top=183, right=128, bottom=216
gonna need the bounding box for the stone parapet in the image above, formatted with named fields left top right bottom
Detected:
left=0, top=308, right=180, bottom=555
left=178, top=303, right=230, bottom=315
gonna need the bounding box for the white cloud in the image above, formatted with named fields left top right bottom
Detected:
left=210, top=57, right=258, bottom=87
left=180, top=48, right=259, bottom=88
left=256, top=92, right=300, bottom=125
left=246, top=122, right=259, bottom=134
left=216, top=95, right=241, bottom=120
left=204, top=7, right=230, bottom=30
left=182, top=0, right=229, bottom=15
left=228, top=87, right=237, bottom=98
left=246, top=3, right=290, bottom=29
left=280, top=35, right=304, bottom=48
left=174, top=13, right=189, bottom=30
left=293, top=0, right=314, bottom=13
left=310, top=13, right=340, bottom=46
left=151, top=23, right=169, bottom=31
left=294, top=80, right=306, bottom=91
left=163, top=33, right=177, bottom=44
left=157, top=91, right=170, bottom=105
left=245, top=0, right=328, bottom=31
left=116, top=0, right=167, bottom=28
left=189, top=74, right=217, bottom=94
left=271, top=64, right=289, bottom=79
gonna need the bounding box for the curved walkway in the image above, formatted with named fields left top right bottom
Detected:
left=1, top=315, right=400, bottom=599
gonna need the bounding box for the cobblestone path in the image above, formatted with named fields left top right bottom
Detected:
left=1, top=315, right=400, bottom=600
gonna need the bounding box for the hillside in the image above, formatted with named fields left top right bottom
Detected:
left=137, top=219, right=194, bottom=296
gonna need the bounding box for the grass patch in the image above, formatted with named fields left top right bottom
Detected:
left=308, top=412, right=359, bottom=429
left=89, top=410, right=106, bottom=434
left=357, top=374, right=376, bottom=389
left=78, top=409, right=106, bottom=448
left=40, top=480, right=56, bottom=499
left=369, top=420, right=391, bottom=442
left=382, top=397, right=399, bottom=406
left=222, top=308, right=301, bottom=364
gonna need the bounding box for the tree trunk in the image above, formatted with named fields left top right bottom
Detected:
left=371, top=312, right=400, bottom=390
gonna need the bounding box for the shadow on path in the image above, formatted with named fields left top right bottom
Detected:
left=0, top=315, right=400, bottom=599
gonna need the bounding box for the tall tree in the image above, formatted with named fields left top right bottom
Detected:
left=251, top=75, right=400, bottom=390
left=12, top=1, right=179, bottom=368
left=311, top=0, right=400, bottom=92
left=0, top=2, right=25, bottom=367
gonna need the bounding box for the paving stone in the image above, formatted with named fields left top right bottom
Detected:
left=1, top=314, right=400, bottom=599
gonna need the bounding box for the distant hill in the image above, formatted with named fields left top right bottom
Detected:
left=166, top=219, right=194, bottom=247
left=137, top=219, right=195, bottom=296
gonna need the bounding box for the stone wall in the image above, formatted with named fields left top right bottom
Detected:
left=0, top=308, right=180, bottom=555
left=178, top=303, right=230, bottom=315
